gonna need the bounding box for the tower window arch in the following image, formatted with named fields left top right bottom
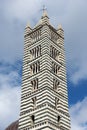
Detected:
left=30, top=45, right=41, bottom=60
left=31, top=78, right=38, bottom=91
left=55, top=97, right=59, bottom=108
left=31, top=115, right=35, bottom=125
left=53, top=79, right=60, bottom=90
left=52, top=62, right=60, bottom=75
left=32, top=97, right=37, bottom=108
left=50, top=45, right=60, bottom=61
left=30, top=61, right=40, bottom=75
left=58, top=115, right=60, bottom=122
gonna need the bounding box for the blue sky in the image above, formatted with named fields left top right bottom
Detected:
left=0, top=0, right=87, bottom=130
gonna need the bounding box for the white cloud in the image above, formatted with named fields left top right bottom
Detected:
left=70, top=97, right=87, bottom=130
left=0, top=0, right=42, bottom=63
left=2, top=0, right=42, bottom=21
left=0, top=69, right=21, bottom=130
left=64, top=0, right=87, bottom=84
left=70, top=62, right=87, bottom=84
left=0, top=85, right=20, bottom=130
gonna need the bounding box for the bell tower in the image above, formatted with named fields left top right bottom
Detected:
left=18, top=10, right=71, bottom=130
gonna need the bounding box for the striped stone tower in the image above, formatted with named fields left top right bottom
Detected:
left=18, top=10, right=71, bottom=130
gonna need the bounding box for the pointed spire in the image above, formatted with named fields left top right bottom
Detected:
left=58, top=24, right=63, bottom=30
left=25, top=22, right=31, bottom=28
left=42, top=5, right=48, bottom=17
left=33, top=6, right=49, bottom=28
left=42, top=9, right=48, bottom=17
left=25, top=22, right=32, bottom=36
left=41, top=5, right=49, bottom=24
left=57, top=24, right=64, bottom=38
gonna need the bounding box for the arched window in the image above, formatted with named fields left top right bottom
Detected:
left=31, top=78, right=38, bottom=91
left=53, top=79, right=60, bottom=90
left=30, top=61, right=40, bottom=75
left=31, top=115, right=35, bottom=125
left=55, top=97, right=59, bottom=109
left=58, top=115, right=60, bottom=122
left=32, top=97, right=36, bottom=108
left=50, top=45, right=60, bottom=62
left=37, top=61, right=40, bottom=72
left=30, top=45, right=41, bottom=60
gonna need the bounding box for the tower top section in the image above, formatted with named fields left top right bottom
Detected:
left=31, top=7, right=49, bottom=29
left=41, top=5, right=49, bottom=24
left=25, top=7, right=64, bottom=38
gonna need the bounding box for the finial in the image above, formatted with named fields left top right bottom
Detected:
left=58, top=24, right=62, bottom=29
left=25, top=22, right=32, bottom=34
left=42, top=5, right=48, bottom=17
left=26, top=22, right=31, bottom=28
left=42, top=5, right=47, bottom=13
